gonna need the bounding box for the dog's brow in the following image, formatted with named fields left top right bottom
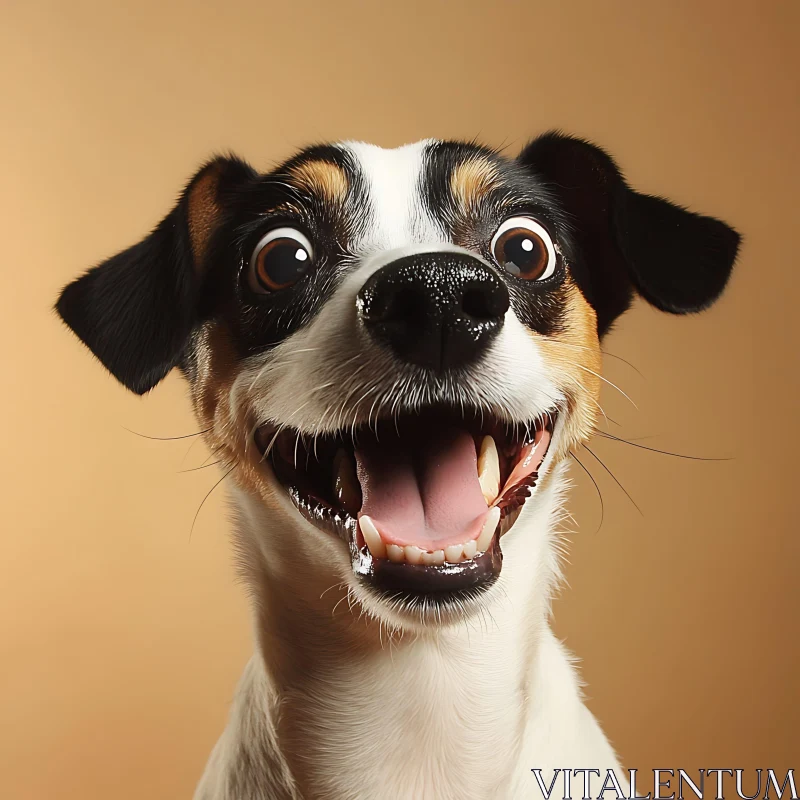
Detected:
left=286, top=159, right=350, bottom=206
left=449, top=156, right=502, bottom=215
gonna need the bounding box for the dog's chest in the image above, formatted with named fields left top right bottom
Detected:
left=283, top=637, right=524, bottom=800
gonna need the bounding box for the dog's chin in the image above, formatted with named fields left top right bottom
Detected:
left=254, top=406, right=556, bottom=629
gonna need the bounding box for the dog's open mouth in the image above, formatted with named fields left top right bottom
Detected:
left=255, top=409, right=555, bottom=602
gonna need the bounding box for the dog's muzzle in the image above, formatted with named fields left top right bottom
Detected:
left=256, top=251, right=556, bottom=615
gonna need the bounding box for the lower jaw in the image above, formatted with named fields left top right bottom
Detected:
left=283, top=486, right=530, bottom=611
left=350, top=504, right=528, bottom=601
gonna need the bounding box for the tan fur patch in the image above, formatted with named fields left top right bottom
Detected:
left=190, top=323, right=278, bottom=500
left=191, top=322, right=239, bottom=432
left=450, top=157, right=501, bottom=214
left=187, top=169, right=222, bottom=267
left=287, top=160, right=349, bottom=206
left=534, top=280, right=602, bottom=458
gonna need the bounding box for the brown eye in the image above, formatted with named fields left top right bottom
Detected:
left=248, top=227, right=314, bottom=293
left=490, top=217, right=556, bottom=281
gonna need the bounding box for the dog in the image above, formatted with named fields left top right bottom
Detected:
left=56, top=133, right=739, bottom=800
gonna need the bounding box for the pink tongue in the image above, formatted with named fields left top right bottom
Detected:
left=355, top=427, right=490, bottom=552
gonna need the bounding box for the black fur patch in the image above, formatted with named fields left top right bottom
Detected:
left=214, top=145, right=370, bottom=358
left=56, top=156, right=257, bottom=394
left=517, top=132, right=741, bottom=335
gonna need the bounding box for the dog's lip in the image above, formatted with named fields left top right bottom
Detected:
left=352, top=536, right=505, bottom=599
left=254, top=409, right=556, bottom=600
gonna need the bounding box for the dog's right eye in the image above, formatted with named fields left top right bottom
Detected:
left=248, top=227, right=315, bottom=293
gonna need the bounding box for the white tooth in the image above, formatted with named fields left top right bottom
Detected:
left=386, top=544, right=405, bottom=563
left=444, top=544, right=464, bottom=563
left=476, top=506, right=501, bottom=554
left=477, top=435, right=501, bottom=505
left=421, top=549, right=445, bottom=566
left=462, top=539, right=478, bottom=560
left=359, top=515, right=386, bottom=559
left=404, top=545, right=424, bottom=565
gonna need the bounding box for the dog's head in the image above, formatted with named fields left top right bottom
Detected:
left=57, top=134, right=739, bottom=629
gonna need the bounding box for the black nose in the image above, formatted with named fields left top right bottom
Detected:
left=357, top=252, right=510, bottom=372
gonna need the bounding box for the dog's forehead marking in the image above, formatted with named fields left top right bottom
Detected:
left=341, top=140, right=446, bottom=249
left=449, top=156, right=502, bottom=215
left=287, top=158, right=349, bottom=206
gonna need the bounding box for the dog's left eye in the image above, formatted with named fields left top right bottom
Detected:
left=248, top=227, right=315, bottom=293
left=490, top=217, right=557, bottom=281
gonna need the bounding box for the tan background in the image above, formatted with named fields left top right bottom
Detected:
left=1, top=1, right=798, bottom=798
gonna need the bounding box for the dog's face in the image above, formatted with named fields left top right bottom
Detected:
left=57, top=134, right=739, bottom=629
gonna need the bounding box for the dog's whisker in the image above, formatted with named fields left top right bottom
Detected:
left=178, top=460, right=224, bottom=474
left=189, top=466, right=235, bottom=543
left=582, top=444, right=643, bottom=516
left=331, top=592, right=350, bottom=617
left=320, top=580, right=346, bottom=600
left=569, top=449, right=605, bottom=534
left=123, top=426, right=210, bottom=441
left=246, top=346, right=325, bottom=394
left=595, top=431, right=730, bottom=461
left=545, top=339, right=645, bottom=378
left=572, top=364, right=637, bottom=409
left=258, top=424, right=287, bottom=464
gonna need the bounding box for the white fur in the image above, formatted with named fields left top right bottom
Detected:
left=194, top=142, right=622, bottom=799
left=343, top=139, right=445, bottom=249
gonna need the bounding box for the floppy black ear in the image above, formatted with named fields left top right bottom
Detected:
left=517, top=132, right=741, bottom=335
left=55, top=156, right=256, bottom=394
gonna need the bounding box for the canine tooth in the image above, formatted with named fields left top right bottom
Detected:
left=477, top=436, right=501, bottom=505
left=476, top=506, right=501, bottom=554
left=462, top=539, right=478, bottom=560
left=333, top=448, right=361, bottom=515
left=404, top=545, right=424, bottom=565
left=359, top=515, right=386, bottom=559
left=386, top=544, right=405, bottom=563
left=444, top=544, right=464, bottom=563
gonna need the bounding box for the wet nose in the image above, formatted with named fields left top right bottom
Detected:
left=357, top=252, right=510, bottom=372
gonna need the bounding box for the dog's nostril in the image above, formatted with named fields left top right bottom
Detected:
left=462, top=275, right=511, bottom=321
left=462, top=286, right=498, bottom=320
left=362, top=285, right=426, bottom=326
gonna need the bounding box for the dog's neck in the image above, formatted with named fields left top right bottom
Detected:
left=230, top=464, right=570, bottom=800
